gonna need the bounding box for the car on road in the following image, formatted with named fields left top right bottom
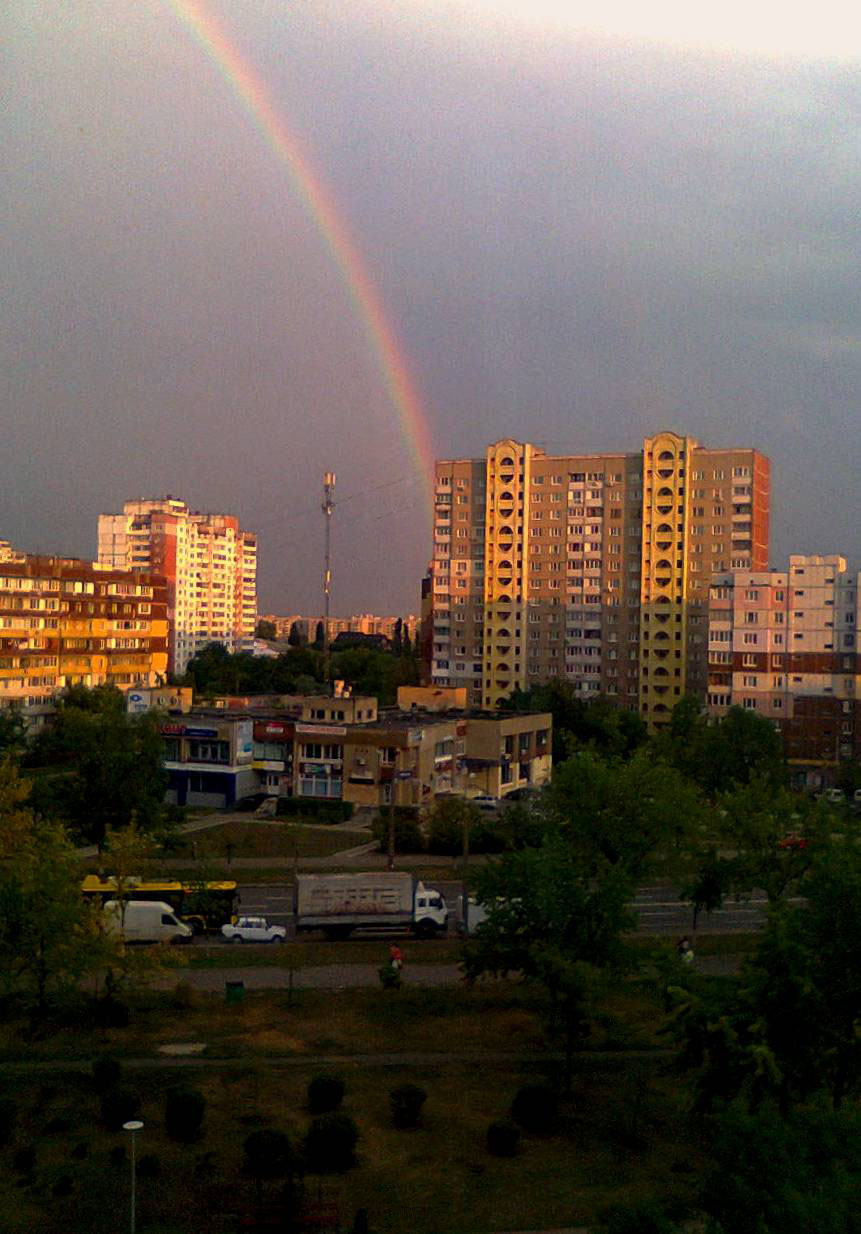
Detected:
left=221, top=915, right=286, bottom=944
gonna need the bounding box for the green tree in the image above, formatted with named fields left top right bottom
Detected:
left=462, top=834, right=635, bottom=1088
left=501, top=683, right=647, bottom=763
left=0, top=706, right=27, bottom=762
left=255, top=619, right=277, bottom=640
left=32, top=687, right=167, bottom=848
left=541, top=748, right=706, bottom=882
left=655, top=700, right=786, bottom=797
left=0, top=775, right=110, bottom=1016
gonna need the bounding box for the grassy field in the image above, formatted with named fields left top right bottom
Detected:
left=0, top=979, right=703, bottom=1234
left=161, top=821, right=372, bottom=861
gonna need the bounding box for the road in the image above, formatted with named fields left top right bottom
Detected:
left=232, top=879, right=773, bottom=941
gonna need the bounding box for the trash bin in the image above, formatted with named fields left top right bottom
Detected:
left=225, top=980, right=245, bottom=1004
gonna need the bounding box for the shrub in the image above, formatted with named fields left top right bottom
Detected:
left=91, top=1055, right=122, bottom=1094
left=170, top=981, right=198, bottom=1012
left=600, top=1201, right=683, bottom=1234
left=389, top=1084, right=426, bottom=1129
left=371, top=812, right=425, bottom=854
left=304, top=1113, right=358, bottom=1173
left=100, top=1087, right=140, bottom=1133
left=0, top=1096, right=18, bottom=1148
left=13, top=1146, right=35, bottom=1174
left=165, top=1084, right=206, bottom=1142
left=71, top=1142, right=89, bottom=1160
left=93, top=997, right=130, bottom=1029
left=378, top=964, right=401, bottom=990
left=486, top=1120, right=520, bottom=1157
left=510, top=1084, right=559, bottom=1135
left=243, top=1129, right=294, bottom=1181
left=307, top=1074, right=345, bottom=1115
left=275, top=798, right=353, bottom=822
left=43, top=1116, right=71, bottom=1135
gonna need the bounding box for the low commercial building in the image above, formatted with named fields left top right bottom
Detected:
left=162, top=714, right=257, bottom=807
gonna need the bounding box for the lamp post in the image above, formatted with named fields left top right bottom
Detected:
left=123, top=1119, right=144, bottom=1234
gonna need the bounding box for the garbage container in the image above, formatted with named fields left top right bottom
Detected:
left=225, top=980, right=245, bottom=1004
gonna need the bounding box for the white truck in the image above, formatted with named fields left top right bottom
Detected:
left=104, top=899, right=193, bottom=945
left=294, top=872, right=448, bottom=940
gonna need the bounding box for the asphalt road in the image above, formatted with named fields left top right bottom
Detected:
left=231, top=879, right=773, bottom=941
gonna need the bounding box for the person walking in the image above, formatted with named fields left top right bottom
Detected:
left=389, top=943, right=404, bottom=973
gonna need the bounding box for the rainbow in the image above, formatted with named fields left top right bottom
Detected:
left=166, top=0, right=435, bottom=505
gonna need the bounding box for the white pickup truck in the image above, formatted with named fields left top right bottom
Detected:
left=221, top=916, right=286, bottom=944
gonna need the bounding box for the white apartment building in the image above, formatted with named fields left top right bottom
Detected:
left=98, top=498, right=257, bottom=675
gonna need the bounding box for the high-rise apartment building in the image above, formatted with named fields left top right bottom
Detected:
left=0, top=555, right=168, bottom=727
left=428, top=433, right=769, bottom=723
left=98, top=498, right=257, bottom=675
left=707, top=554, right=860, bottom=779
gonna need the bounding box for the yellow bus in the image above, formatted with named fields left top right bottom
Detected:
left=81, top=875, right=239, bottom=934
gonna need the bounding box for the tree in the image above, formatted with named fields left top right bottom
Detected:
left=31, top=687, right=167, bottom=848
left=0, top=757, right=34, bottom=861
left=255, top=619, right=277, bottom=641
left=655, top=701, right=786, bottom=798
left=705, top=776, right=830, bottom=907
left=540, top=748, right=706, bottom=883
left=0, top=707, right=27, bottom=762
left=392, top=618, right=403, bottom=655
left=0, top=784, right=110, bottom=1017
left=287, top=622, right=304, bottom=648
left=500, top=683, right=647, bottom=764
left=462, top=834, right=636, bottom=1088
left=313, top=621, right=325, bottom=650
left=669, top=846, right=861, bottom=1114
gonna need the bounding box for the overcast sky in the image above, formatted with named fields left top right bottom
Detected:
left=3, top=1, right=859, bottom=614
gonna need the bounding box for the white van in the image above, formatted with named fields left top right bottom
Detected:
left=104, top=900, right=193, bottom=945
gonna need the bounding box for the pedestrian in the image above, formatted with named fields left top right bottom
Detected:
left=389, top=943, right=404, bottom=973
left=676, top=936, right=694, bottom=964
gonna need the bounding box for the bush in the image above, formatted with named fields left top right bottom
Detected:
left=0, top=1096, right=18, bottom=1147
left=93, top=997, right=130, bottom=1029
left=600, top=1201, right=683, bottom=1234
left=304, top=1113, right=358, bottom=1173
left=52, top=1175, right=74, bottom=1197
left=170, top=981, right=198, bottom=1012
left=275, top=798, right=353, bottom=823
left=91, top=1055, right=122, bottom=1094
left=510, top=1085, right=559, bottom=1135
left=165, top=1084, right=206, bottom=1142
left=307, top=1074, right=345, bottom=1115
left=71, top=1142, right=89, bottom=1160
left=243, top=1129, right=294, bottom=1181
left=100, top=1087, right=140, bottom=1133
left=425, top=799, right=483, bottom=855
left=486, top=1120, right=520, bottom=1157
left=43, top=1116, right=71, bottom=1135
left=372, top=811, right=425, bottom=854
left=13, top=1146, right=35, bottom=1174
left=389, top=1084, right=426, bottom=1129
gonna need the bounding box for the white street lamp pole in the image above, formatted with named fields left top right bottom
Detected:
left=123, top=1119, right=144, bottom=1234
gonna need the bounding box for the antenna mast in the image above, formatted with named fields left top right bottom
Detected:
left=322, top=472, right=336, bottom=684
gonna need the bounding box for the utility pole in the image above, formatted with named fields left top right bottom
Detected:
left=322, top=471, right=336, bottom=685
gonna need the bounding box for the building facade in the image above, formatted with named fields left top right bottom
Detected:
left=428, top=433, right=769, bottom=724
left=708, top=554, right=861, bottom=784
left=98, top=498, right=257, bottom=675
left=0, top=556, right=169, bottom=726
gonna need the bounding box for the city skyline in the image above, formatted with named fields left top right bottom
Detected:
left=3, top=3, right=860, bottom=613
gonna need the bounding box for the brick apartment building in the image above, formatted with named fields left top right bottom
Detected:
left=427, top=432, right=769, bottom=725
left=98, top=498, right=257, bottom=675
left=708, top=554, right=861, bottom=785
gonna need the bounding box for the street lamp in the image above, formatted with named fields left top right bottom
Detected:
left=123, top=1119, right=144, bottom=1234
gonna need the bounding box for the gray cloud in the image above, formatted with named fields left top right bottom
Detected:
left=2, top=2, right=859, bottom=613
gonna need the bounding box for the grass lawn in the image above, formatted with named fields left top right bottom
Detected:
left=0, top=980, right=703, bottom=1234
left=185, top=938, right=465, bottom=969
left=161, top=821, right=372, bottom=861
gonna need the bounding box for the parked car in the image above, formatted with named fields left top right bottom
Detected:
left=777, top=833, right=808, bottom=850
left=470, top=795, right=500, bottom=814
left=826, top=788, right=846, bottom=805
left=221, top=916, right=286, bottom=944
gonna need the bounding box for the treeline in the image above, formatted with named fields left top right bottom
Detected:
left=178, top=641, right=420, bottom=706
